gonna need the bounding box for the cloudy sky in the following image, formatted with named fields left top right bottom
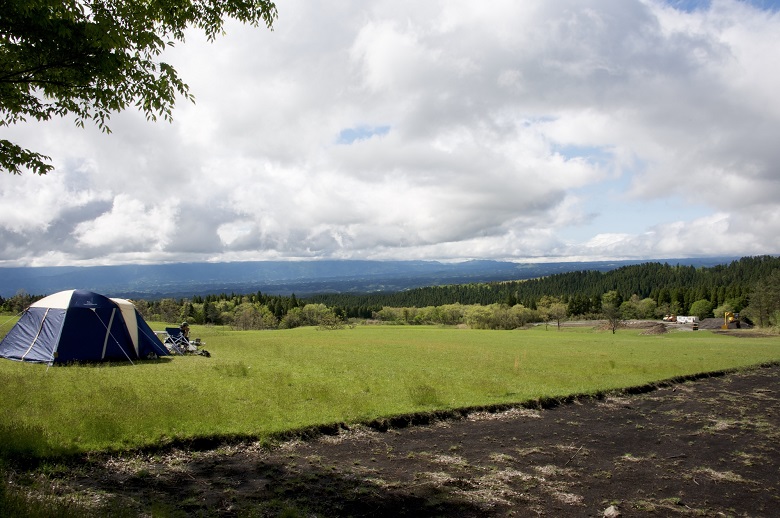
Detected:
left=2, top=0, right=780, bottom=267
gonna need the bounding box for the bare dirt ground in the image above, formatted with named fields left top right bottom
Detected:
left=11, top=349, right=780, bottom=517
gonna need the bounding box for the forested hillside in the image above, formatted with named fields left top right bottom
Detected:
left=3, top=256, right=779, bottom=330
left=309, top=255, right=780, bottom=318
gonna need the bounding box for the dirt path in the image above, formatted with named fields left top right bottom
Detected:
left=15, top=364, right=780, bottom=517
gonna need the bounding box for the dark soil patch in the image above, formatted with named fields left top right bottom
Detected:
left=711, top=330, right=773, bottom=338
left=8, top=365, right=780, bottom=517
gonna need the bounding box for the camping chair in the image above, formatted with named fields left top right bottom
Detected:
left=163, top=327, right=187, bottom=354
left=163, top=327, right=210, bottom=357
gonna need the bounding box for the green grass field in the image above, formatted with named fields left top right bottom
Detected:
left=1, top=322, right=779, bottom=459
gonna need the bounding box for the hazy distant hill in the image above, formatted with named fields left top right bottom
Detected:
left=0, top=258, right=737, bottom=299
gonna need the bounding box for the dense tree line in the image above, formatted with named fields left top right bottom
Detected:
left=309, top=256, right=780, bottom=320
left=0, top=291, right=43, bottom=314
left=126, top=255, right=780, bottom=330
left=133, top=291, right=306, bottom=328
left=125, top=291, right=347, bottom=330
left=2, top=256, right=780, bottom=330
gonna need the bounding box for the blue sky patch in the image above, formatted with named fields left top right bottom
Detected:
left=665, top=0, right=780, bottom=12
left=665, top=0, right=711, bottom=12
left=553, top=144, right=614, bottom=168
left=336, top=125, right=391, bottom=145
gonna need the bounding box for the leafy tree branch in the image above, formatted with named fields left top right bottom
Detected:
left=1, top=0, right=277, bottom=175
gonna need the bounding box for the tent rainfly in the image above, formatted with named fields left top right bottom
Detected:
left=0, top=289, right=169, bottom=364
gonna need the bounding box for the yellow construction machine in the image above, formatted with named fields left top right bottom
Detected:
left=722, top=311, right=740, bottom=330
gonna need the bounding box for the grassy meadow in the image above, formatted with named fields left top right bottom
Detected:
left=1, top=320, right=779, bottom=459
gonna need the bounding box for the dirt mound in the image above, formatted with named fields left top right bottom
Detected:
left=592, top=320, right=664, bottom=332
left=699, top=318, right=725, bottom=329
left=699, top=317, right=753, bottom=330
left=624, top=320, right=664, bottom=328
left=640, top=323, right=668, bottom=335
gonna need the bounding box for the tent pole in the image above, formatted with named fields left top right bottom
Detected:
left=101, top=309, right=116, bottom=359
left=49, top=306, right=68, bottom=365
left=22, top=308, right=47, bottom=361
left=92, top=309, right=135, bottom=365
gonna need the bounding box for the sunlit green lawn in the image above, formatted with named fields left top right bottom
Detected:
left=1, top=322, right=778, bottom=458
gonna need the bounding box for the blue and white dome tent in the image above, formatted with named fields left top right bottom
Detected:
left=0, top=290, right=169, bottom=365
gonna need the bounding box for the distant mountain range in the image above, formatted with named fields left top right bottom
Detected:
left=0, top=257, right=739, bottom=299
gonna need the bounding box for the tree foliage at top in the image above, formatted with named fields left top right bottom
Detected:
left=0, top=0, right=277, bottom=175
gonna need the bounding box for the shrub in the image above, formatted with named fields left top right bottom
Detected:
left=690, top=299, right=714, bottom=319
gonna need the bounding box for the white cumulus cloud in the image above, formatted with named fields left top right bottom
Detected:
left=2, top=0, right=779, bottom=266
